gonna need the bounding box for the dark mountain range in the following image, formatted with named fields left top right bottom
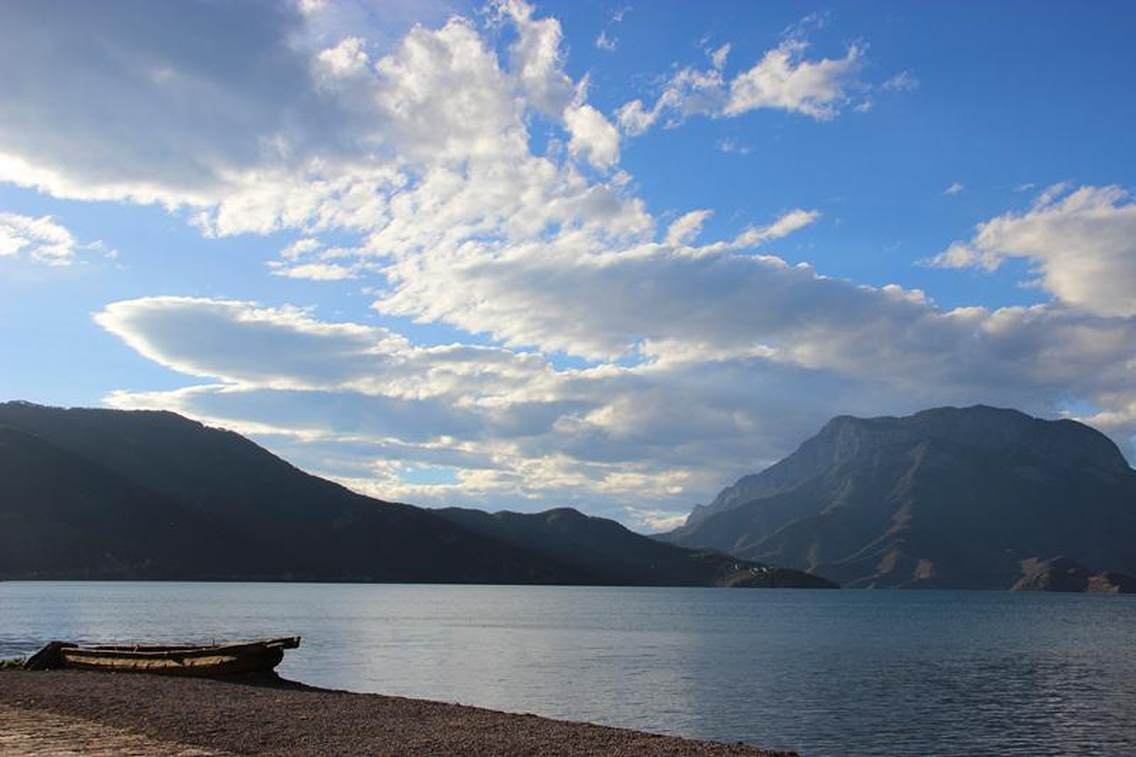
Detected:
left=662, top=406, right=1136, bottom=590
left=0, top=401, right=832, bottom=587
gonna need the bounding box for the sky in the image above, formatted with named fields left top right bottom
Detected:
left=1, top=0, right=1134, bottom=531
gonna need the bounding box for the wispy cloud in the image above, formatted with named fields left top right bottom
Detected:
left=882, top=70, right=919, bottom=92
left=715, top=138, right=751, bottom=155
left=0, top=212, right=111, bottom=266
left=594, top=5, right=630, bottom=52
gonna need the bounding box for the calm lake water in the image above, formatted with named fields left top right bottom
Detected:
left=2, top=582, right=1134, bottom=756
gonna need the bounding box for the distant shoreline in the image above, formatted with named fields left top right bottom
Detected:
left=0, top=577, right=831, bottom=588
left=1, top=670, right=793, bottom=756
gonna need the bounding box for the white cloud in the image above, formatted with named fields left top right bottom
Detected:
left=732, top=208, right=820, bottom=246
left=618, top=37, right=865, bottom=135
left=94, top=296, right=566, bottom=403
left=932, top=241, right=1000, bottom=271
left=564, top=103, right=621, bottom=170
left=665, top=209, right=713, bottom=245
left=270, top=262, right=357, bottom=281
left=710, top=43, right=731, bottom=71
left=0, top=0, right=621, bottom=235
left=374, top=207, right=822, bottom=359
left=0, top=212, right=108, bottom=266
left=725, top=40, right=864, bottom=120
left=944, top=181, right=964, bottom=195
left=280, top=238, right=323, bottom=261
left=617, top=67, right=727, bottom=135
left=931, top=184, right=1136, bottom=317
left=313, top=35, right=370, bottom=82
left=495, top=0, right=575, bottom=117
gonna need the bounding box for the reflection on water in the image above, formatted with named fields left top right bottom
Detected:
left=2, top=582, right=1134, bottom=756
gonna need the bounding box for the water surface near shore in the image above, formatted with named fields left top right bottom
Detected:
left=2, top=582, right=1134, bottom=756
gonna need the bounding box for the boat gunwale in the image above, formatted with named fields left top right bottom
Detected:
left=59, top=637, right=299, bottom=660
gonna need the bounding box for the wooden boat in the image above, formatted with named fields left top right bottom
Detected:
left=24, top=636, right=300, bottom=677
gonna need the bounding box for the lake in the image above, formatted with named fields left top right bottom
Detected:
left=2, top=582, right=1134, bottom=756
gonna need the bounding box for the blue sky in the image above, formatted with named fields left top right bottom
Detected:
left=1, top=0, right=1134, bottom=530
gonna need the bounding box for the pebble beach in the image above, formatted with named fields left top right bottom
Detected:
left=0, top=671, right=793, bottom=756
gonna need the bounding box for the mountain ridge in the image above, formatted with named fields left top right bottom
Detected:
left=434, top=506, right=834, bottom=588
left=0, top=400, right=832, bottom=588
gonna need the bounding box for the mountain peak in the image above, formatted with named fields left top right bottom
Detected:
left=665, top=405, right=1136, bottom=590
left=815, top=404, right=1128, bottom=471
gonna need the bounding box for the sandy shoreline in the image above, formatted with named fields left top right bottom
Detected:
left=0, top=670, right=793, bottom=756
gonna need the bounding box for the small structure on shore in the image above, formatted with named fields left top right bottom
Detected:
left=24, top=637, right=300, bottom=677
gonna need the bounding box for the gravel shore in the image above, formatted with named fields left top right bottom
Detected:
left=0, top=671, right=794, bottom=756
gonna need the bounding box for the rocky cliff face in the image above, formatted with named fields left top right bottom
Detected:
left=664, top=406, right=1136, bottom=590
left=1012, top=557, right=1136, bottom=593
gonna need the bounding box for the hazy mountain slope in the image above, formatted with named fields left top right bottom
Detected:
left=0, top=401, right=832, bottom=587
left=665, top=406, right=1136, bottom=589
left=436, top=507, right=836, bottom=588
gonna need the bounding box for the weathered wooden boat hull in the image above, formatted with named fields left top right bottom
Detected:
left=25, top=637, right=300, bottom=677
left=59, top=646, right=287, bottom=676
